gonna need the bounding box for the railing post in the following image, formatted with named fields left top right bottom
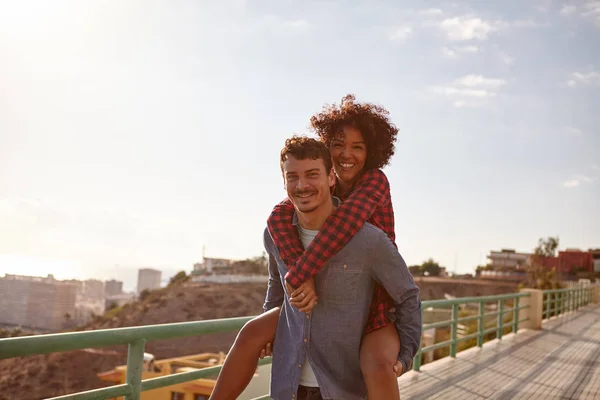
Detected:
left=477, top=301, right=485, bottom=347
left=497, top=299, right=504, bottom=339
left=450, top=303, right=459, bottom=357
left=592, top=285, right=600, bottom=304
left=520, top=289, right=542, bottom=330
left=554, top=292, right=558, bottom=318
left=512, top=296, right=520, bottom=334
left=545, top=292, right=550, bottom=320
left=125, top=339, right=146, bottom=400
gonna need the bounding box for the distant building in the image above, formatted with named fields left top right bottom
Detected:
left=0, top=274, right=77, bottom=331
left=487, top=249, right=531, bottom=270
left=82, top=279, right=105, bottom=301
left=137, top=268, right=162, bottom=293
left=557, top=249, right=593, bottom=275
left=105, top=279, right=123, bottom=297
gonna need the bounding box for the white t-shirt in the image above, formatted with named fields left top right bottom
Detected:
left=296, top=224, right=319, bottom=388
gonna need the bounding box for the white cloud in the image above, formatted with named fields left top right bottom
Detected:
left=566, top=70, right=600, bottom=87
left=455, top=74, right=506, bottom=88
left=560, top=5, right=577, bottom=15
left=499, top=51, right=515, bottom=65
left=421, top=8, right=443, bottom=16
left=431, top=74, right=506, bottom=107
left=458, top=45, right=479, bottom=53
left=563, top=179, right=581, bottom=188
left=563, top=174, right=595, bottom=188
left=442, top=47, right=457, bottom=57
left=582, top=0, right=600, bottom=25
left=431, top=87, right=496, bottom=97
left=565, top=126, right=583, bottom=136
left=261, top=15, right=312, bottom=32
left=441, top=45, right=479, bottom=59
left=390, top=26, right=413, bottom=41
left=439, top=16, right=496, bottom=40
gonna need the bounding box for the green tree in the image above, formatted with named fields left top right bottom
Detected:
left=524, top=236, right=562, bottom=290
left=168, top=271, right=190, bottom=286
left=139, top=289, right=151, bottom=301
left=408, top=265, right=421, bottom=276
left=421, top=258, right=442, bottom=277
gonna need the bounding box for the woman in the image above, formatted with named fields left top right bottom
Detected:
left=210, top=94, right=404, bottom=400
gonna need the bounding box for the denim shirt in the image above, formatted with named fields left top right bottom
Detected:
left=263, top=212, right=422, bottom=400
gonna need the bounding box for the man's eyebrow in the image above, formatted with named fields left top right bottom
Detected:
left=306, top=168, right=321, bottom=174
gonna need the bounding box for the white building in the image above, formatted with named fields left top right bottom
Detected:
left=487, top=249, right=531, bottom=269
left=137, top=268, right=162, bottom=293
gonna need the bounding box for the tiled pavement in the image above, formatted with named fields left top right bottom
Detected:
left=397, top=305, right=600, bottom=399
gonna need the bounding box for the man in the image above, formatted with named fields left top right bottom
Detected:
left=263, top=136, right=422, bottom=400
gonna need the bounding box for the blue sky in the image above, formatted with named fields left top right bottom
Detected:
left=1, top=0, right=599, bottom=290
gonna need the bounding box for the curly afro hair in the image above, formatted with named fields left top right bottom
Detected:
left=310, top=94, right=399, bottom=170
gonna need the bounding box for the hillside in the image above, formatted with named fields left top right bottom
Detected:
left=0, top=282, right=267, bottom=400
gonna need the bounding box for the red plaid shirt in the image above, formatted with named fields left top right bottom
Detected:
left=266, top=168, right=396, bottom=333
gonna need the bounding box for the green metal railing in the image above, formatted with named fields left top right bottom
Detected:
left=0, top=287, right=595, bottom=399
left=0, top=316, right=272, bottom=400
left=412, top=292, right=531, bottom=371
left=542, top=286, right=592, bottom=321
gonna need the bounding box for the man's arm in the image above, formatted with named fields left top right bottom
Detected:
left=368, top=230, right=422, bottom=375
left=262, top=228, right=285, bottom=312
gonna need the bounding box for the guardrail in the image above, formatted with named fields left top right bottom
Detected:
left=412, top=292, right=530, bottom=371
left=0, top=317, right=271, bottom=400
left=542, top=286, right=591, bottom=321
left=0, top=286, right=596, bottom=399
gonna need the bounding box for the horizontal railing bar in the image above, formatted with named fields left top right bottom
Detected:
left=141, top=357, right=272, bottom=392
left=482, top=327, right=498, bottom=335
left=47, top=384, right=132, bottom=400
left=516, top=305, right=530, bottom=310
left=421, top=339, right=453, bottom=353
left=422, top=319, right=453, bottom=330
left=0, top=316, right=254, bottom=359
left=422, top=292, right=529, bottom=308
left=518, top=317, right=530, bottom=323
left=455, top=332, right=480, bottom=342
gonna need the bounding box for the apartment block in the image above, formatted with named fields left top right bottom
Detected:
left=137, top=268, right=162, bottom=293
left=105, top=279, right=124, bottom=297
left=0, top=274, right=77, bottom=331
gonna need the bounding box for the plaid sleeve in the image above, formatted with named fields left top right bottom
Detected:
left=266, top=198, right=305, bottom=268
left=284, top=169, right=391, bottom=288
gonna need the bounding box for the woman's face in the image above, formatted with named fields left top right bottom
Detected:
left=329, top=125, right=367, bottom=185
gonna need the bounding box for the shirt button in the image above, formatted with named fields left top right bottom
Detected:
left=292, top=396, right=296, bottom=399
left=306, top=314, right=310, bottom=319
left=298, top=363, right=302, bottom=368
left=343, top=264, right=347, bottom=269
left=303, top=338, right=308, bottom=343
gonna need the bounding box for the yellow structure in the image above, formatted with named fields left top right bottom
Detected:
left=98, top=352, right=226, bottom=400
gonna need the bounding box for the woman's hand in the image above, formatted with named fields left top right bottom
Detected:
left=287, top=277, right=318, bottom=314
left=259, top=342, right=273, bottom=359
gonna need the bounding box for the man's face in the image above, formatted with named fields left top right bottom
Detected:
left=283, top=155, right=335, bottom=214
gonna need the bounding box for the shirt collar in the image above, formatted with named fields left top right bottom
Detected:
left=292, top=196, right=341, bottom=226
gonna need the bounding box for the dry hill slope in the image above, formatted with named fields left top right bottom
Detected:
left=0, top=282, right=267, bottom=400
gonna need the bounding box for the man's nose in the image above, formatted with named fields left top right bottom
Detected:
left=296, top=177, right=310, bottom=189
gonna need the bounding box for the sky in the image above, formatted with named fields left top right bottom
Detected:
left=1, top=0, right=599, bottom=291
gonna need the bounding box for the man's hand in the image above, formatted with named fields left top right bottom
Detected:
left=393, top=361, right=403, bottom=377
left=259, top=342, right=273, bottom=359
left=287, top=277, right=318, bottom=313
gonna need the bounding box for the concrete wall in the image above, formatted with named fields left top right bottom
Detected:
left=414, top=277, right=519, bottom=301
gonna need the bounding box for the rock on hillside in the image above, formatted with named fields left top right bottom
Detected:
left=0, top=282, right=267, bottom=400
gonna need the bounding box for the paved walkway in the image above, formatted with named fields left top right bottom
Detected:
left=397, top=305, right=600, bottom=399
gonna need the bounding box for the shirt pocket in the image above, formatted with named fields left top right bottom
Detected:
left=324, top=262, right=365, bottom=305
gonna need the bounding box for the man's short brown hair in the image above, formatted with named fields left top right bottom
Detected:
left=280, top=135, right=333, bottom=173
